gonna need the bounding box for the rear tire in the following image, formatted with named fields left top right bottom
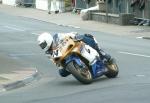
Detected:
left=66, top=61, right=92, bottom=84
left=105, top=59, right=119, bottom=78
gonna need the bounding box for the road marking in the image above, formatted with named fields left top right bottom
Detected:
left=136, top=36, right=143, bottom=39
left=7, top=24, right=28, bottom=30
left=136, top=36, right=150, bottom=40
left=9, top=53, right=43, bottom=57
left=31, top=32, right=40, bottom=35
left=3, top=26, right=25, bottom=31
left=0, top=41, right=36, bottom=45
left=136, top=74, right=145, bottom=77
left=119, top=51, right=150, bottom=58
left=56, top=23, right=80, bottom=29
left=68, top=25, right=80, bottom=29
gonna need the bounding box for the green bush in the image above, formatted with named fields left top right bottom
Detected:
left=65, top=0, right=71, bottom=7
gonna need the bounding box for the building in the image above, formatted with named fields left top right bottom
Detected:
left=87, top=0, right=150, bottom=25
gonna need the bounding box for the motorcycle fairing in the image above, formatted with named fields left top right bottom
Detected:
left=65, top=54, right=105, bottom=79
left=91, top=59, right=105, bottom=78
left=65, top=54, right=85, bottom=68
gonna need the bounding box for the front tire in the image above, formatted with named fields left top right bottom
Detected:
left=105, top=59, right=119, bottom=78
left=66, top=61, right=93, bottom=84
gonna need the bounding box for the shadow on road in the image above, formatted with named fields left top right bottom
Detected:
left=55, top=76, right=118, bottom=86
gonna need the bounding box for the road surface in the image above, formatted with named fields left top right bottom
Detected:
left=0, top=12, right=150, bottom=103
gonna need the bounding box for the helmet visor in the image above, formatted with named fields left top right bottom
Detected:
left=39, top=41, right=47, bottom=49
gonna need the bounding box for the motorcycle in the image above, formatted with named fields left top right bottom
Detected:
left=50, top=36, right=119, bottom=84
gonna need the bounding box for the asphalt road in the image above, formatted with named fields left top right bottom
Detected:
left=0, top=12, right=150, bottom=103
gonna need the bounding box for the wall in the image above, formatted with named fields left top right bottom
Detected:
left=75, top=0, right=96, bottom=10
left=2, top=0, right=16, bottom=6
left=36, top=0, right=48, bottom=10
left=89, top=10, right=120, bottom=24
left=128, top=0, right=150, bottom=19
left=106, top=0, right=150, bottom=19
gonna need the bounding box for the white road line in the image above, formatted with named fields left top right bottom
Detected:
left=136, top=74, right=145, bottom=77
left=0, top=41, right=36, bottom=45
left=68, top=25, right=80, bottom=29
left=9, top=53, right=43, bottom=57
left=74, top=26, right=80, bottom=29
left=31, top=33, right=40, bottom=35
left=8, top=24, right=28, bottom=30
left=136, top=36, right=143, bottom=39
left=118, top=51, right=150, bottom=58
left=56, top=23, right=80, bottom=29
left=3, top=26, right=25, bottom=31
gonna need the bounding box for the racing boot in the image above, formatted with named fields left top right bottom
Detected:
left=98, top=49, right=113, bottom=64
left=93, top=43, right=112, bottom=64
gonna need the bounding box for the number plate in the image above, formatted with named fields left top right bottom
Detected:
left=52, top=49, right=62, bottom=58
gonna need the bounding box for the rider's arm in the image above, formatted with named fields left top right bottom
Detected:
left=63, top=32, right=78, bottom=39
left=57, top=32, right=81, bottom=41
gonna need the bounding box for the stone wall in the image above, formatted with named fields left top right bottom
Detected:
left=89, top=10, right=134, bottom=25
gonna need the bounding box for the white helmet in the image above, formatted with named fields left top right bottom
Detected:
left=37, top=32, right=53, bottom=51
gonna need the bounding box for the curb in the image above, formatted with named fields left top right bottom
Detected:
left=0, top=70, right=40, bottom=92
left=19, top=16, right=81, bottom=29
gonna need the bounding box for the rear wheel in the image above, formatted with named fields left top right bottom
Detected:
left=105, top=59, right=119, bottom=78
left=66, top=61, right=92, bottom=84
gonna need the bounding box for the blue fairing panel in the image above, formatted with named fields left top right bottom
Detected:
left=65, top=55, right=83, bottom=67
left=91, top=60, right=105, bottom=78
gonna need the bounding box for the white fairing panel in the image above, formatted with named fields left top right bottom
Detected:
left=81, top=45, right=99, bottom=64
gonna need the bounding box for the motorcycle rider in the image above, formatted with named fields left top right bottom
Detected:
left=37, top=32, right=112, bottom=77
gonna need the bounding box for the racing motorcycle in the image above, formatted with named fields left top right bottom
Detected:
left=50, top=36, right=119, bottom=84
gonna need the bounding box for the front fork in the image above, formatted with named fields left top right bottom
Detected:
left=65, top=54, right=86, bottom=69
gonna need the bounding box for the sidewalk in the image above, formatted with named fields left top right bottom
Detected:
left=0, top=4, right=150, bottom=38
left=0, top=53, right=40, bottom=92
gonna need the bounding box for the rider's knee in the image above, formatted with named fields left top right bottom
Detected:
left=59, top=69, right=70, bottom=77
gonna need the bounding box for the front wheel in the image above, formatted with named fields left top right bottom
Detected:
left=66, top=61, right=93, bottom=84
left=105, top=59, right=119, bottom=78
